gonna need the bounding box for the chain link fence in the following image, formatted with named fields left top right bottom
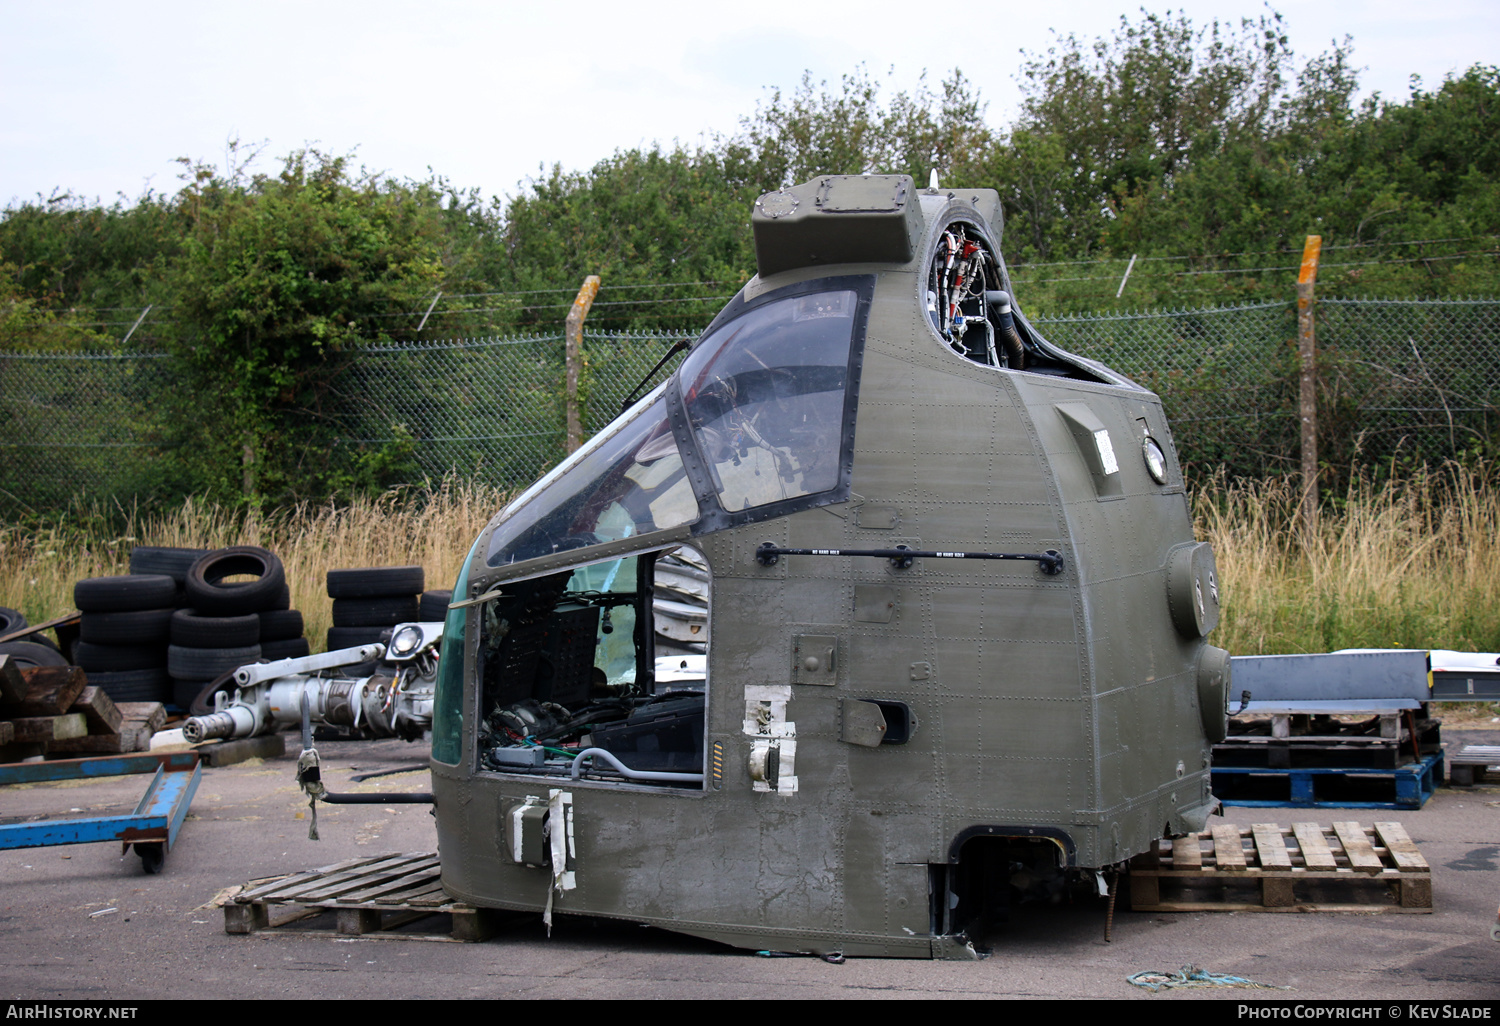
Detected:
left=332, top=333, right=568, bottom=491
left=328, top=329, right=695, bottom=490
left=0, top=350, right=175, bottom=513
left=1033, top=300, right=1299, bottom=477
left=1033, top=298, right=1500, bottom=476
left=2, top=298, right=1496, bottom=513
left=1314, top=299, right=1500, bottom=467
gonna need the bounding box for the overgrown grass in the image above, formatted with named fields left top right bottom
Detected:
left=1199, top=463, right=1500, bottom=656
left=0, top=480, right=507, bottom=652
left=4, top=467, right=1499, bottom=662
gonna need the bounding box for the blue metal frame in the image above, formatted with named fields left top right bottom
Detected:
left=0, top=750, right=198, bottom=786
left=0, top=751, right=202, bottom=868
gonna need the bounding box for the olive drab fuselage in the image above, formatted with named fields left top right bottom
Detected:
left=428, top=175, right=1228, bottom=958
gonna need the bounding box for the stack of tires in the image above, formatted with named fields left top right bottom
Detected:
left=72, top=573, right=183, bottom=702
left=166, top=546, right=309, bottom=710
left=326, top=566, right=430, bottom=675
left=419, top=589, right=452, bottom=622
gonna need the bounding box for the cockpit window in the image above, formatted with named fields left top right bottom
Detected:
left=678, top=289, right=857, bottom=512
left=476, top=545, right=710, bottom=791
left=486, top=280, right=868, bottom=568
left=487, top=392, right=697, bottom=567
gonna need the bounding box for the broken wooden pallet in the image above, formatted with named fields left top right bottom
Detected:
left=225, top=852, right=510, bottom=942
left=1128, top=821, right=1431, bottom=913
left=0, top=659, right=166, bottom=761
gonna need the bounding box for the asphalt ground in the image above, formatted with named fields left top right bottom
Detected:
left=1, top=729, right=1496, bottom=1002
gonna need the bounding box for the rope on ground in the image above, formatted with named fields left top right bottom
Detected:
left=1127, top=963, right=1291, bottom=992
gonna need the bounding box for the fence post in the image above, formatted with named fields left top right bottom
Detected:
left=1296, top=235, right=1322, bottom=533
left=564, top=275, right=602, bottom=454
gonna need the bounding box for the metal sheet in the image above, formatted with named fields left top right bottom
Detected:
left=0, top=750, right=198, bottom=786
left=1230, top=651, right=1429, bottom=703
left=1241, top=700, right=1421, bottom=714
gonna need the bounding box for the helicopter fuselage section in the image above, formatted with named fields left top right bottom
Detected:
left=428, top=176, right=1227, bottom=958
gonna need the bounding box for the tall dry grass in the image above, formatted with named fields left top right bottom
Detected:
left=5, top=468, right=1498, bottom=659
left=1198, top=463, right=1500, bottom=656
left=0, top=480, right=508, bottom=651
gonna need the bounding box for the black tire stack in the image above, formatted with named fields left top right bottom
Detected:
left=166, top=546, right=307, bottom=709
left=327, top=566, right=426, bottom=674
left=0, top=605, right=68, bottom=671
left=128, top=546, right=212, bottom=600
left=419, top=589, right=453, bottom=622
left=72, top=574, right=180, bottom=702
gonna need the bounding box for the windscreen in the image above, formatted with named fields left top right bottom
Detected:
left=678, top=289, right=857, bottom=512
left=487, top=394, right=697, bottom=566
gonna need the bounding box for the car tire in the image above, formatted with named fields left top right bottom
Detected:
left=261, top=637, right=311, bottom=661
left=0, top=606, right=28, bottom=636
left=258, top=609, right=305, bottom=642
left=74, top=575, right=178, bottom=613
left=332, top=596, right=419, bottom=628
left=79, top=607, right=175, bottom=646
left=185, top=547, right=286, bottom=615
left=167, top=643, right=262, bottom=681
left=130, top=546, right=211, bottom=585
left=418, top=590, right=453, bottom=622
left=90, top=667, right=171, bottom=703
left=0, top=640, right=69, bottom=670
left=327, top=566, right=425, bottom=599
left=169, top=610, right=261, bottom=648
left=327, top=626, right=386, bottom=649
left=73, top=641, right=167, bottom=673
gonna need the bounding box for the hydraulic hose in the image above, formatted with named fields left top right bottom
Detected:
left=985, top=290, right=1027, bottom=369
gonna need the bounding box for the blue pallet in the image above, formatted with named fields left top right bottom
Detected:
left=1213, top=751, right=1443, bottom=810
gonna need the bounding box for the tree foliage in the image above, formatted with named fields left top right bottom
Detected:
left=3, top=8, right=1499, bottom=507
left=158, top=149, right=459, bottom=503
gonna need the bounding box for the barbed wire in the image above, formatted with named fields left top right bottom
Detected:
left=1007, top=233, right=1500, bottom=268
left=22, top=233, right=1500, bottom=336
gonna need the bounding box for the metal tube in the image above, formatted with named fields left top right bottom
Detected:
left=755, top=542, right=1064, bottom=575
left=569, top=748, right=705, bottom=783
left=181, top=707, right=253, bottom=743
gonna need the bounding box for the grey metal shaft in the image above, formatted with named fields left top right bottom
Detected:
left=570, top=748, right=705, bottom=783
left=182, top=711, right=235, bottom=744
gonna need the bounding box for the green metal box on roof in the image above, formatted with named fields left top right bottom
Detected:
left=751, top=174, right=925, bottom=276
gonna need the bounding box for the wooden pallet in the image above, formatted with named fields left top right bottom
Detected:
left=225, top=852, right=507, bottom=941
left=1129, top=821, right=1431, bottom=913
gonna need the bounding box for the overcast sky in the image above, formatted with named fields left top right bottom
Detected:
left=3, top=0, right=1497, bottom=209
